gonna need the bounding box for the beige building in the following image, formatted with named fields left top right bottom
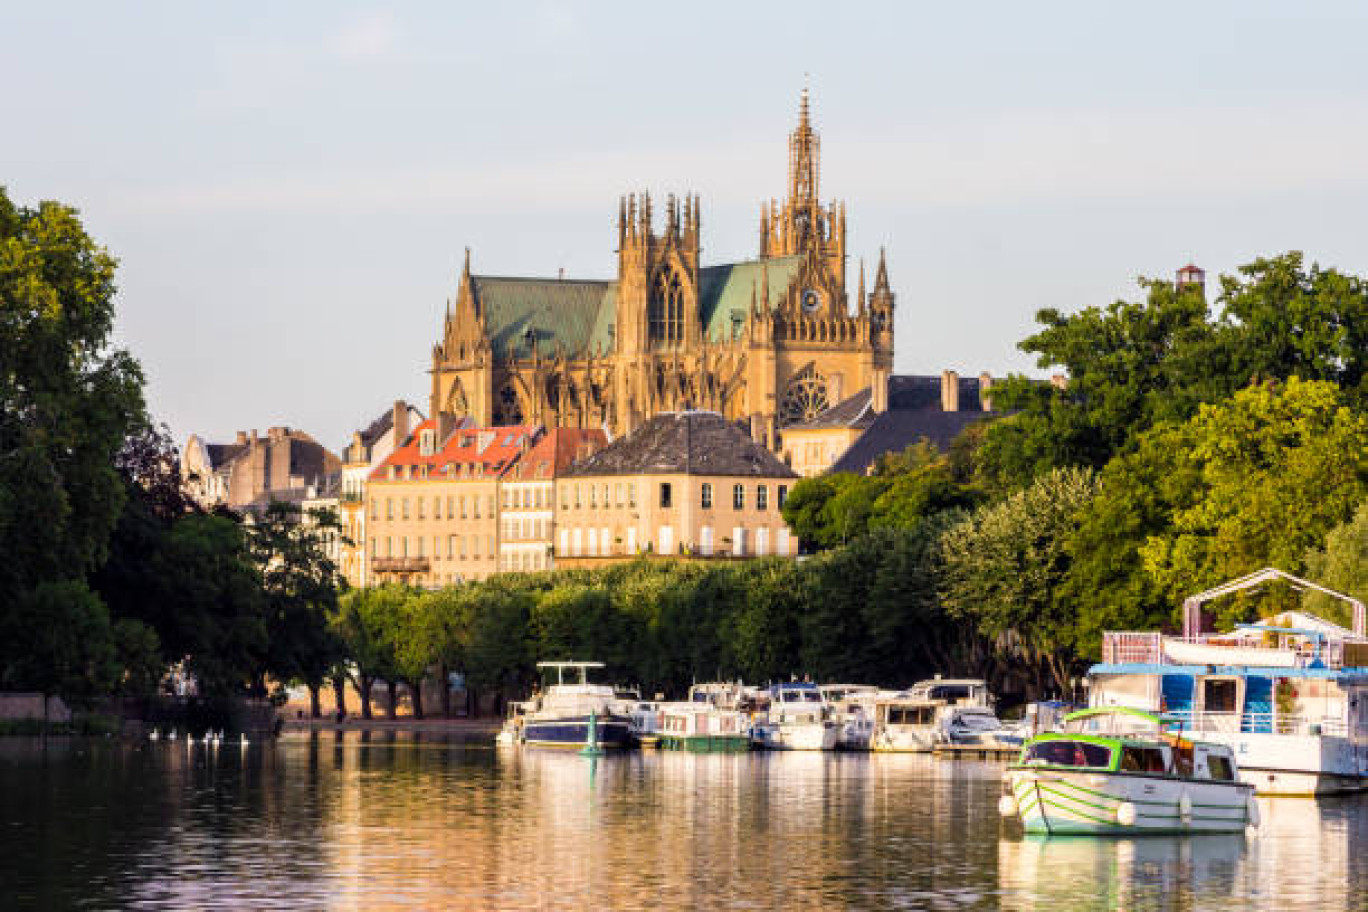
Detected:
left=427, top=91, right=894, bottom=453
left=555, top=412, right=798, bottom=565
left=182, top=426, right=340, bottom=511
left=366, top=420, right=538, bottom=586
left=337, top=401, right=426, bottom=587
left=498, top=428, right=607, bottom=574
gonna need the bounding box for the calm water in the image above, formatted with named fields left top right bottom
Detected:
left=2, top=733, right=1366, bottom=910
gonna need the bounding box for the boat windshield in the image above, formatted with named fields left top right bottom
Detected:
left=955, top=712, right=1002, bottom=731
left=1022, top=740, right=1113, bottom=770
left=1064, top=710, right=1161, bottom=737
left=781, top=689, right=823, bottom=703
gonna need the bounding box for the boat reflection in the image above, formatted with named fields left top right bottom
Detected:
left=999, top=796, right=1358, bottom=911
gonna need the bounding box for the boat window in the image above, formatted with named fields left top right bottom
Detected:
left=888, top=706, right=934, bottom=726
left=1203, top=679, right=1238, bottom=714
left=1024, top=740, right=1113, bottom=769
left=957, top=713, right=1001, bottom=732
left=1119, top=746, right=1168, bottom=774
left=1208, top=754, right=1236, bottom=781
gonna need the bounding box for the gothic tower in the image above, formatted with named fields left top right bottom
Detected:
left=759, top=87, right=848, bottom=309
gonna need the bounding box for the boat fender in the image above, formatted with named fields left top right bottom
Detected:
left=1246, top=796, right=1261, bottom=827
left=998, top=794, right=1018, bottom=818
left=1115, top=802, right=1137, bottom=826
left=1178, top=792, right=1193, bottom=824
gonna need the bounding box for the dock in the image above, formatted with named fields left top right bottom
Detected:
left=933, top=743, right=1020, bottom=760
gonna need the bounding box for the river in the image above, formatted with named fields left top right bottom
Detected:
left=1, top=732, right=1365, bottom=910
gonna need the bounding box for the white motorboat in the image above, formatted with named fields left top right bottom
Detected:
left=1002, top=707, right=1259, bottom=834
left=751, top=682, right=840, bottom=751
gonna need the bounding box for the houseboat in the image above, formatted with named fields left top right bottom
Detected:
left=871, top=695, right=942, bottom=752
left=1002, top=707, right=1259, bottom=834
left=751, top=681, right=840, bottom=751
left=821, top=684, right=886, bottom=750
left=521, top=661, right=635, bottom=749
left=1089, top=569, right=1368, bottom=795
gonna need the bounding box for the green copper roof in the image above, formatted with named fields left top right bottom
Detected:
left=475, top=277, right=615, bottom=359
left=473, top=255, right=805, bottom=358
left=697, top=256, right=804, bottom=341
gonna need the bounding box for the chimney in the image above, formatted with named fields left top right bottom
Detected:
left=437, top=411, right=456, bottom=447
left=979, top=372, right=994, bottom=412
left=940, top=370, right=960, bottom=412
left=750, top=413, right=764, bottom=445
left=870, top=372, right=888, bottom=414
left=392, top=401, right=411, bottom=447
left=235, top=431, right=248, bottom=445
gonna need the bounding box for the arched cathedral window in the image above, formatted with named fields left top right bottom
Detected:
left=780, top=365, right=830, bottom=425
left=649, top=269, right=685, bottom=345
left=493, top=382, right=525, bottom=425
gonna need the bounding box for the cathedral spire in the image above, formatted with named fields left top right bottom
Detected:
left=874, top=246, right=889, bottom=292
left=857, top=258, right=866, bottom=312
left=789, top=86, right=819, bottom=208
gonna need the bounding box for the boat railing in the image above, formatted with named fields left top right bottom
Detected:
left=1167, top=709, right=1348, bottom=737
left=1101, top=632, right=1347, bottom=669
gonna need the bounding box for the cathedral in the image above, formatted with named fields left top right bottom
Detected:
left=429, top=90, right=895, bottom=450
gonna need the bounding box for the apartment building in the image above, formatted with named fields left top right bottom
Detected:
left=498, top=428, right=607, bottom=574
left=366, top=421, right=538, bottom=586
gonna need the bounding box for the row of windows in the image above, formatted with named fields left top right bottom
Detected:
left=556, top=482, right=790, bottom=512
left=499, top=551, right=549, bottom=573
left=556, top=525, right=791, bottom=558
left=502, top=486, right=552, bottom=510
left=502, top=517, right=550, bottom=541
left=371, top=535, right=495, bottom=561
left=371, top=494, right=496, bottom=522
left=695, top=483, right=786, bottom=511
left=563, top=482, right=638, bottom=511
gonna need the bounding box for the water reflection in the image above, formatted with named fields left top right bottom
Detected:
left=1, top=734, right=1366, bottom=910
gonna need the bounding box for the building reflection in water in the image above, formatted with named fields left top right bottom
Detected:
left=5, top=734, right=1363, bottom=910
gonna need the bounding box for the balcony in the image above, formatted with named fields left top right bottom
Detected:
left=372, top=557, right=430, bottom=574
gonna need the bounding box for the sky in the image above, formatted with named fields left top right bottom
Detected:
left=6, top=1, right=1368, bottom=450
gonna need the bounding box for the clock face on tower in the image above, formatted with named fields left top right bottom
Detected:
left=801, top=289, right=821, bottom=314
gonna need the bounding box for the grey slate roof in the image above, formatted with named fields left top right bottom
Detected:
left=563, top=411, right=798, bottom=479
left=805, top=375, right=999, bottom=475
left=827, top=410, right=990, bottom=474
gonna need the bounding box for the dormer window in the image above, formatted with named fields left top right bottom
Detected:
left=419, top=428, right=436, bottom=457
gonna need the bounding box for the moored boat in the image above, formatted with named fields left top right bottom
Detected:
left=1002, top=707, right=1259, bottom=835
left=1090, top=569, right=1368, bottom=795
left=751, top=682, right=840, bottom=751
left=521, top=661, right=635, bottom=749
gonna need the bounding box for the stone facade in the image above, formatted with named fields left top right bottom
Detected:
left=498, top=428, right=607, bottom=574
left=365, top=421, right=537, bottom=586
left=182, top=426, right=341, bottom=511
left=556, top=412, right=799, bottom=564
left=338, top=401, right=425, bottom=587
left=427, top=91, right=894, bottom=453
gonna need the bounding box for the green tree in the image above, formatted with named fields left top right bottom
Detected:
left=249, top=502, right=345, bottom=714
left=0, top=581, right=119, bottom=714
left=941, top=466, right=1100, bottom=696
left=1139, top=378, right=1368, bottom=622
left=1302, top=500, right=1368, bottom=627
left=332, top=587, right=403, bottom=719
left=0, top=188, right=145, bottom=697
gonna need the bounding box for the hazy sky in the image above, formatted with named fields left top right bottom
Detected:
left=6, top=1, right=1368, bottom=450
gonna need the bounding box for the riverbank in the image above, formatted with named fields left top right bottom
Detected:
left=280, top=716, right=501, bottom=735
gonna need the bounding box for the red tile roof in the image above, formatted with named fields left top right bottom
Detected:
left=511, top=428, right=609, bottom=480
left=370, top=421, right=540, bottom=481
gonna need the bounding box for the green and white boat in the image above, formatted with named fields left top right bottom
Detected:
left=1001, top=708, right=1260, bottom=835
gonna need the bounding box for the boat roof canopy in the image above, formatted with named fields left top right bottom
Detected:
left=536, top=661, right=605, bottom=669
